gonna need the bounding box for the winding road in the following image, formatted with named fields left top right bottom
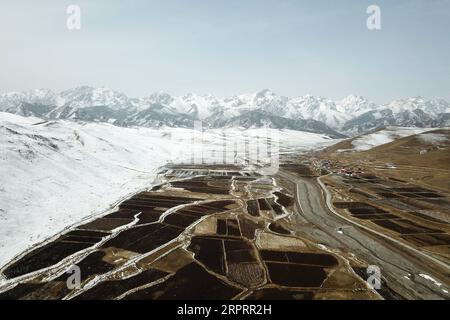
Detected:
left=279, top=170, right=449, bottom=299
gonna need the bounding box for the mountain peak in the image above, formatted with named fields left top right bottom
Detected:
left=254, top=89, right=275, bottom=97
left=1, top=87, right=449, bottom=136
left=342, top=94, right=365, bottom=102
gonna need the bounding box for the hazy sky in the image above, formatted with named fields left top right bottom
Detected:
left=0, top=0, right=449, bottom=103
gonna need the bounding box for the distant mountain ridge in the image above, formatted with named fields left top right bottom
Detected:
left=1, top=86, right=449, bottom=136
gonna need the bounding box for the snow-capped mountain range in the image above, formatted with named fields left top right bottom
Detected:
left=1, top=86, right=449, bottom=136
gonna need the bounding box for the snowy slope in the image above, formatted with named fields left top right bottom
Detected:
left=350, top=127, right=439, bottom=151
left=287, top=95, right=351, bottom=128
left=0, top=113, right=177, bottom=267
left=0, top=113, right=338, bottom=268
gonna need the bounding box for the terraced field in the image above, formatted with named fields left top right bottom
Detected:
left=0, top=163, right=379, bottom=300
left=1, top=159, right=448, bottom=300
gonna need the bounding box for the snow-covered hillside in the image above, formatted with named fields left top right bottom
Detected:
left=0, top=113, right=178, bottom=268
left=350, top=127, right=439, bottom=151
left=0, top=112, right=338, bottom=268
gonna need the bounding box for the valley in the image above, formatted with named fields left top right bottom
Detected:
left=0, top=113, right=449, bottom=300
left=1, top=143, right=449, bottom=299
left=1, top=0, right=449, bottom=304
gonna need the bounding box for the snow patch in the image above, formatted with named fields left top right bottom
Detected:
left=350, top=127, right=437, bottom=151
left=418, top=273, right=443, bottom=287
left=417, top=132, right=448, bottom=144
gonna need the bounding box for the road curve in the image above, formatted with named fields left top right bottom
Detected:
left=278, top=170, right=449, bottom=299
left=317, top=174, right=450, bottom=272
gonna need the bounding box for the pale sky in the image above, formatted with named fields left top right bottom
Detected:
left=0, top=0, right=449, bottom=103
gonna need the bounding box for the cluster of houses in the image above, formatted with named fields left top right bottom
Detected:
left=313, top=158, right=368, bottom=177
left=339, top=167, right=365, bottom=177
